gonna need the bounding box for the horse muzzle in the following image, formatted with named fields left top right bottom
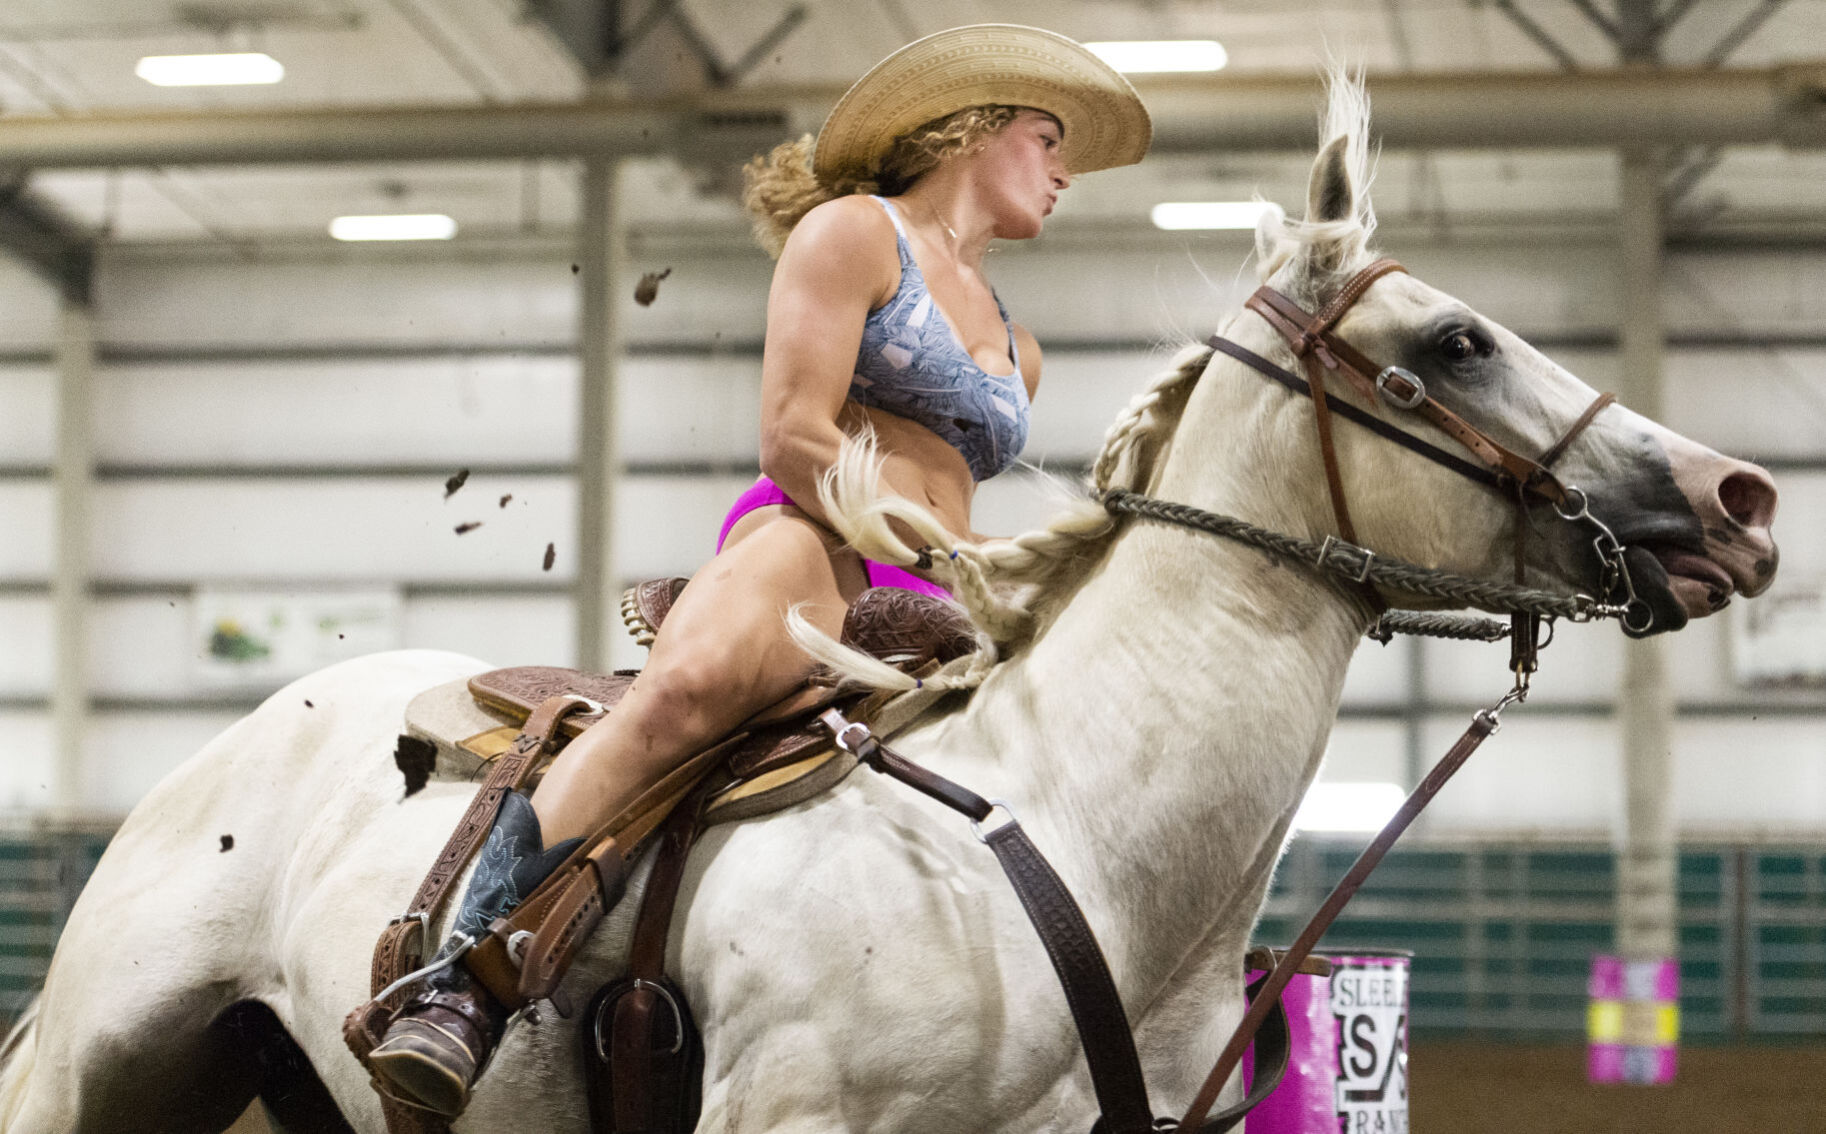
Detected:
left=1624, top=452, right=1779, bottom=634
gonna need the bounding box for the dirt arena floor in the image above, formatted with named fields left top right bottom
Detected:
left=1412, top=1042, right=1826, bottom=1133
left=220, top=1042, right=1825, bottom=1132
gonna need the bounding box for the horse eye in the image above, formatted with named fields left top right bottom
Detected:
left=1440, top=331, right=1478, bottom=361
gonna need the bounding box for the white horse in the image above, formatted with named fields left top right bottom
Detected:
left=2, top=76, right=1779, bottom=1134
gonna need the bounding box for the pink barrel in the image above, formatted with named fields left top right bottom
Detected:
left=1243, top=949, right=1411, bottom=1133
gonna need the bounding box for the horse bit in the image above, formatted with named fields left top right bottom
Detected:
left=814, top=259, right=1655, bottom=1134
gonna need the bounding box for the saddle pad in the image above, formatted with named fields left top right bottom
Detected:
left=700, top=746, right=858, bottom=826
left=402, top=677, right=524, bottom=782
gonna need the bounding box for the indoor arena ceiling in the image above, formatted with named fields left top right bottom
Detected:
left=2, top=0, right=1825, bottom=245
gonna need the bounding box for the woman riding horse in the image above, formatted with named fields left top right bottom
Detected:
left=366, top=24, right=1153, bottom=1115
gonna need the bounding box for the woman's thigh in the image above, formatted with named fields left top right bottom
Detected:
left=640, top=511, right=867, bottom=710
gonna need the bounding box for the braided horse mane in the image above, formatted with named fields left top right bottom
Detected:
left=790, top=65, right=1377, bottom=692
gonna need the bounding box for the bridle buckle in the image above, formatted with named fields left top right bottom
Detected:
left=1374, top=366, right=1426, bottom=410
left=1317, top=535, right=1377, bottom=584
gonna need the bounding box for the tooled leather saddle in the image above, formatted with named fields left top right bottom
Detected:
left=346, top=577, right=978, bottom=1134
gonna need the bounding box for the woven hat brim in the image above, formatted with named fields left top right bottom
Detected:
left=813, top=24, right=1152, bottom=183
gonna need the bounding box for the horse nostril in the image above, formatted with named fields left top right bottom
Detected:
left=1717, top=466, right=1778, bottom=530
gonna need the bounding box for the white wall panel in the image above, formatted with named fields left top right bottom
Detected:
left=89, top=242, right=1826, bottom=351
left=968, top=468, right=1089, bottom=541
left=400, top=595, right=573, bottom=670
left=1664, top=349, right=1826, bottom=461
left=1026, top=349, right=1183, bottom=460
left=90, top=474, right=575, bottom=582
left=993, top=239, right=1627, bottom=342
left=89, top=597, right=193, bottom=698
left=18, top=348, right=1196, bottom=472
left=0, top=711, right=52, bottom=813
left=1424, top=715, right=1622, bottom=835
left=0, top=365, right=54, bottom=465
left=72, top=473, right=760, bottom=583
left=87, top=355, right=766, bottom=468
left=98, top=356, right=577, bottom=466
left=0, top=259, right=59, bottom=351
left=95, top=253, right=776, bottom=349
left=1, top=595, right=577, bottom=699
left=4, top=474, right=764, bottom=585
left=1320, top=719, right=1407, bottom=784
left=1426, top=626, right=1623, bottom=704
left=95, top=256, right=581, bottom=349
left=1665, top=251, right=1826, bottom=338
left=0, top=481, right=53, bottom=579
left=1674, top=719, right=1826, bottom=834
left=614, top=475, right=762, bottom=578
left=83, top=711, right=242, bottom=817
left=1341, top=636, right=1411, bottom=707
left=1759, top=471, right=1826, bottom=589
left=0, top=597, right=51, bottom=696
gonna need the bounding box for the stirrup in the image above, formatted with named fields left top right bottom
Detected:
left=370, top=933, right=476, bottom=1007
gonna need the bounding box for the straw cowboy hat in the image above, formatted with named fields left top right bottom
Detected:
left=813, top=24, right=1153, bottom=183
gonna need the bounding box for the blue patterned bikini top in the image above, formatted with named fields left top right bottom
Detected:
left=848, top=195, right=1030, bottom=482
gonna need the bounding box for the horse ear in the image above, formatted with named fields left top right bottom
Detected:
left=1300, top=134, right=1358, bottom=275
left=1306, top=134, right=1354, bottom=225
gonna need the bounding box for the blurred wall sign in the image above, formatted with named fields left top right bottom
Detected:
left=1730, top=579, right=1826, bottom=687
left=191, top=587, right=402, bottom=689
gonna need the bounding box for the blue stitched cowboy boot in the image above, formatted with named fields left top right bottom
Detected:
left=368, top=791, right=581, bottom=1116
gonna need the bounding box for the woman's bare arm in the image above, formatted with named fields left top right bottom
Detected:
left=758, top=195, right=945, bottom=534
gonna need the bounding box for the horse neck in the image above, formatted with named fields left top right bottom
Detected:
left=950, top=321, right=1371, bottom=1003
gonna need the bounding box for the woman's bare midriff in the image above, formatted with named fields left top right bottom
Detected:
left=724, top=401, right=976, bottom=580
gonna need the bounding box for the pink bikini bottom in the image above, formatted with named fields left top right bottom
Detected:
left=715, top=476, right=951, bottom=599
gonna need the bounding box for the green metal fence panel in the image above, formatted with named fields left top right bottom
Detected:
left=0, top=831, right=110, bottom=1033
left=3, top=830, right=1824, bottom=1041
left=1257, top=840, right=1824, bottom=1041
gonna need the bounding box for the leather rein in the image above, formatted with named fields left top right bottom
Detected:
left=812, top=260, right=1657, bottom=1134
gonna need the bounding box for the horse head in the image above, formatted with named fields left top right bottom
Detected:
left=1227, top=74, right=1779, bottom=637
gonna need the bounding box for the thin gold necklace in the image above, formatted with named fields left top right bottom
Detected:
left=923, top=199, right=960, bottom=247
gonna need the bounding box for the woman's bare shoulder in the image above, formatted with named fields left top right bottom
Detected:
left=792, top=193, right=896, bottom=245
left=776, top=194, right=899, bottom=302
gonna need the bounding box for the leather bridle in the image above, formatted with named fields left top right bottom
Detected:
left=1207, top=257, right=1653, bottom=646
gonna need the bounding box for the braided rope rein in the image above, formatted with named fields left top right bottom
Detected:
left=1100, top=489, right=1614, bottom=643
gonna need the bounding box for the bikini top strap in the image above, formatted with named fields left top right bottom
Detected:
left=992, top=288, right=1022, bottom=370
left=870, top=196, right=914, bottom=265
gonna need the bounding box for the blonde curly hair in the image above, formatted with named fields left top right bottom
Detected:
left=741, top=105, right=1024, bottom=258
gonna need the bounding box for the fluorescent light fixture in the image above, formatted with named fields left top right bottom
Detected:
left=329, top=214, right=458, bottom=242
left=1291, top=782, right=1406, bottom=833
left=1085, top=40, right=1227, bottom=74
left=136, top=52, right=285, bottom=87
left=1151, top=201, right=1274, bottom=230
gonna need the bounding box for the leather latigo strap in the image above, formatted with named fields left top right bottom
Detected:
left=463, top=732, right=740, bottom=1012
